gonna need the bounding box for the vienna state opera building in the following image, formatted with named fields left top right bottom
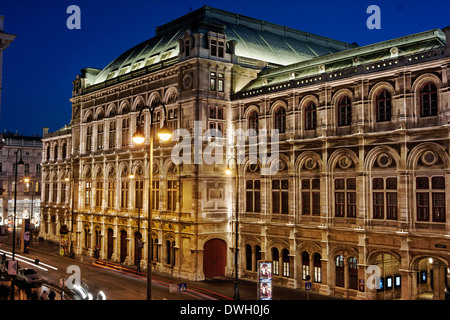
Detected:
left=40, top=6, right=450, bottom=300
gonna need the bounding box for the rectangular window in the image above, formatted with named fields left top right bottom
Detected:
left=210, top=72, right=216, bottom=91
left=52, top=183, right=58, bottom=202
left=152, top=180, right=159, bottom=210
left=95, top=182, right=103, bottom=207
left=121, top=181, right=128, bottom=209
left=335, top=178, right=356, bottom=218
left=44, top=183, right=50, bottom=202
left=61, top=183, right=66, bottom=203
left=417, top=193, right=429, bottom=221
left=122, top=118, right=130, bottom=147
left=97, top=124, right=104, bottom=150
left=373, top=177, right=397, bottom=220
left=135, top=180, right=143, bottom=209
left=86, top=126, right=92, bottom=152
left=246, top=180, right=261, bottom=213
left=109, top=121, right=116, bottom=149
left=85, top=182, right=92, bottom=206
left=218, top=73, right=224, bottom=92
left=272, top=179, right=289, bottom=214
left=108, top=181, right=115, bottom=208
left=416, top=176, right=446, bottom=223
left=211, top=40, right=217, bottom=56
left=167, top=179, right=177, bottom=211
left=301, top=178, right=320, bottom=216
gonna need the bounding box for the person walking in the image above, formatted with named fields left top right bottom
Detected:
left=48, top=290, right=56, bottom=300
left=40, top=290, right=48, bottom=300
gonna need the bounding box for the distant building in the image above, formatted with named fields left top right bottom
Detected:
left=0, top=132, right=42, bottom=229
left=40, top=125, right=71, bottom=237
left=40, top=6, right=450, bottom=300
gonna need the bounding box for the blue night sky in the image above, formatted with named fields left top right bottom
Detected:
left=0, top=0, right=449, bottom=137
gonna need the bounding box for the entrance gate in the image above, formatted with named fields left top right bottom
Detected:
left=203, top=239, right=227, bottom=278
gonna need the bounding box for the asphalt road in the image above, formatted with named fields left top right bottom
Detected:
left=0, top=233, right=340, bottom=301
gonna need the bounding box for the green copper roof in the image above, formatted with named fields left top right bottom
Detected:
left=240, top=28, right=446, bottom=92
left=89, top=6, right=356, bottom=86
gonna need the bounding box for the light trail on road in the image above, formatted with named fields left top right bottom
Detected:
left=0, top=248, right=59, bottom=272
left=91, top=259, right=233, bottom=300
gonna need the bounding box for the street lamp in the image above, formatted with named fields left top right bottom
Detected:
left=129, top=164, right=143, bottom=273
left=132, top=102, right=172, bottom=301
left=23, top=177, right=34, bottom=248
left=11, top=148, right=24, bottom=300
left=64, top=166, right=75, bottom=259
left=225, top=157, right=240, bottom=300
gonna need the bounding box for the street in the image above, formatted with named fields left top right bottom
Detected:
left=0, top=233, right=340, bottom=301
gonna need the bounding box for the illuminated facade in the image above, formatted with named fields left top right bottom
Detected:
left=40, top=6, right=450, bottom=299
left=0, top=133, right=42, bottom=229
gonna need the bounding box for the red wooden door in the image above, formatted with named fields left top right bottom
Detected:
left=203, top=239, right=226, bottom=278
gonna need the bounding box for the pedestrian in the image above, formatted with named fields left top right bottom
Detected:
left=48, top=290, right=56, bottom=300
left=40, top=290, right=48, bottom=300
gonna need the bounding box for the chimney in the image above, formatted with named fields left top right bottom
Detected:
left=441, top=26, right=450, bottom=48
left=43, top=127, right=49, bottom=136
left=0, top=16, right=4, bottom=32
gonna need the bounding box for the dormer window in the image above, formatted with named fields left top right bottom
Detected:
left=210, top=39, right=224, bottom=58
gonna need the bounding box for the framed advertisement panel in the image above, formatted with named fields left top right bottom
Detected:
left=258, top=260, right=273, bottom=300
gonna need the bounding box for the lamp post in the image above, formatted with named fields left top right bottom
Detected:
left=11, top=148, right=24, bottom=300
left=132, top=102, right=172, bottom=301
left=129, top=164, right=143, bottom=273
left=24, top=177, right=34, bottom=248
left=65, top=165, right=75, bottom=259
left=225, top=157, right=240, bottom=300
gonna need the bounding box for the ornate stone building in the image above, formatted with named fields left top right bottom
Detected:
left=40, top=6, right=450, bottom=300
left=0, top=132, right=42, bottom=229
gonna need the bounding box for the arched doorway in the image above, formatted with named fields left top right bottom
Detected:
left=414, top=257, right=448, bottom=300
left=120, top=230, right=127, bottom=263
left=107, top=228, right=114, bottom=260
left=368, top=253, right=401, bottom=300
left=203, top=239, right=227, bottom=278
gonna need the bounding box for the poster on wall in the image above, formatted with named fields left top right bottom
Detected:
left=60, top=233, right=69, bottom=256
left=258, top=261, right=273, bottom=300
left=22, top=219, right=30, bottom=253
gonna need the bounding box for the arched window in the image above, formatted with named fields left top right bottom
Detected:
left=274, top=107, right=286, bottom=133
left=338, top=96, right=352, bottom=126
left=313, top=253, right=322, bottom=283
left=84, top=227, right=89, bottom=247
left=305, top=102, right=317, bottom=130
left=246, top=244, right=252, bottom=271
left=349, top=257, right=358, bottom=290
left=62, top=143, right=67, bottom=159
left=376, top=89, right=392, bottom=122
left=335, top=255, right=344, bottom=287
left=86, top=126, right=93, bottom=152
left=272, top=248, right=279, bottom=276
left=46, top=145, right=50, bottom=161
left=282, top=249, right=290, bottom=277
left=255, top=245, right=261, bottom=267
left=54, top=145, right=58, bottom=161
left=166, top=239, right=175, bottom=266
left=420, top=82, right=438, bottom=117
left=302, top=251, right=310, bottom=280
left=248, top=110, right=259, bottom=132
